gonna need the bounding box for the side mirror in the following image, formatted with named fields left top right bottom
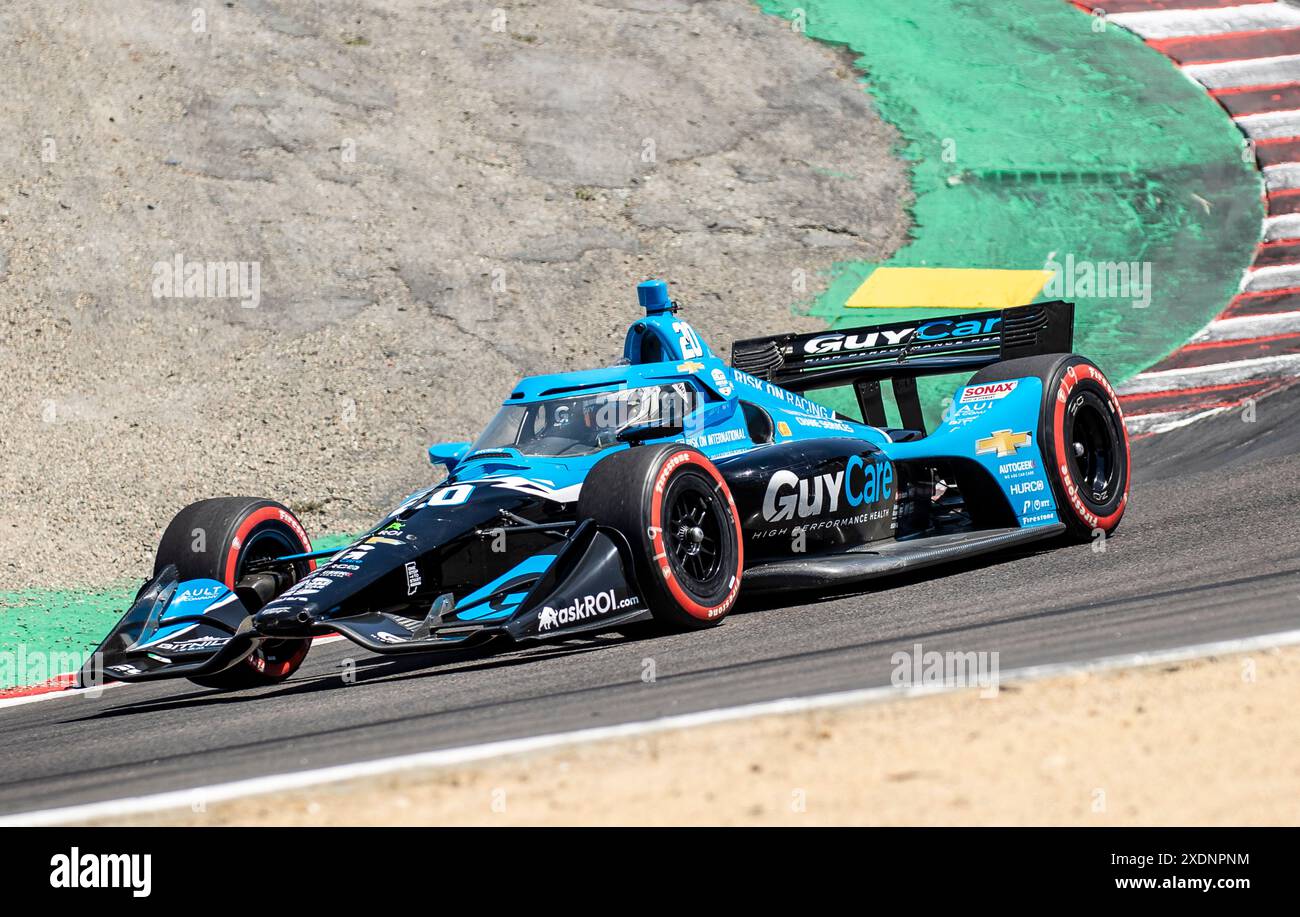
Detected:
left=428, top=441, right=471, bottom=470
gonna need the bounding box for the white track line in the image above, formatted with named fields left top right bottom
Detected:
left=1123, top=406, right=1233, bottom=434
left=1264, top=161, right=1300, bottom=192
left=1117, top=352, right=1300, bottom=393
left=1111, top=4, right=1300, bottom=39
left=1241, top=262, right=1300, bottom=291
left=0, top=681, right=124, bottom=711
left=1236, top=108, right=1300, bottom=140
left=1264, top=212, right=1300, bottom=240
left=6, top=627, right=1300, bottom=827
left=1183, top=53, right=1300, bottom=90
left=1192, top=309, right=1300, bottom=341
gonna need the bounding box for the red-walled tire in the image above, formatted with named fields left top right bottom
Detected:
left=579, top=445, right=743, bottom=630
left=153, top=497, right=315, bottom=690
left=969, top=354, right=1130, bottom=541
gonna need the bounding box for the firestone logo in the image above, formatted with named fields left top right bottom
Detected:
left=655, top=451, right=694, bottom=495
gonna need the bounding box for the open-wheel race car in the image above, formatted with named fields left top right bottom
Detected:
left=80, top=279, right=1130, bottom=690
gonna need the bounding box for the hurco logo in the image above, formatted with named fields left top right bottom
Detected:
left=762, top=455, right=894, bottom=522
left=803, top=316, right=1000, bottom=356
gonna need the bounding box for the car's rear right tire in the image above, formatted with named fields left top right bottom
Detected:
left=969, top=354, right=1130, bottom=541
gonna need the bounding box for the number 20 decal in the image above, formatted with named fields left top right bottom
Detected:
left=673, top=321, right=704, bottom=359
left=425, top=484, right=475, bottom=507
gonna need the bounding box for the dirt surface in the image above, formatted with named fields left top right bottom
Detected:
left=0, top=0, right=909, bottom=591
left=110, top=644, right=1300, bottom=826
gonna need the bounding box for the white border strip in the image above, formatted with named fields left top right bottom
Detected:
left=1117, top=351, right=1300, bottom=393
left=1192, top=309, right=1300, bottom=341
left=1183, top=53, right=1300, bottom=90
left=1111, top=4, right=1300, bottom=40
left=1264, top=212, right=1300, bottom=240
left=7, top=627, right=1300, bottom=827
left=1123, top=405, right=1232, bottom=434
left=1235, top=108, right=1300, bottom=141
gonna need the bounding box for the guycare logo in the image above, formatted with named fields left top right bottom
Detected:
left=762, top=455, right=894, bottom=523
left=802, top=315, right=1001, bottom=356
left=50, top=848, right=152, bottom=897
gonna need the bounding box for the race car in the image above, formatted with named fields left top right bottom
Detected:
left=80, top=279, right=1130, bottom=690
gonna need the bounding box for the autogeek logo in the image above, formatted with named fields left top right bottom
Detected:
left=762, top=455, right=893, bottom=523
left=50, top=848, right=151, bottom=897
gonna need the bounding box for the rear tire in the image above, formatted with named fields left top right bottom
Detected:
left=579, top=445, right=743, bottom=630
left=969, top=354, right=1130, bottom=541
left=154, top=497, right=315, bottom=690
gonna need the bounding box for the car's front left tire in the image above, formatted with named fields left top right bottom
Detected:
left=579, top=444, right=743, bottom=630
left=154, top=497, right=316, bottom=690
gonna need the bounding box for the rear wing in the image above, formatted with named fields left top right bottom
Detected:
left=730, top=301, right=1073, bottom=432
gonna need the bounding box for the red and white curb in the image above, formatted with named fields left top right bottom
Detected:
left=1072, top=0, right=1300, bottom=434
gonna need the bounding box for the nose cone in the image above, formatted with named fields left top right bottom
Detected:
left=253, top=603, right=316, bottom=637
left=637, top=279, right=672, bottom=314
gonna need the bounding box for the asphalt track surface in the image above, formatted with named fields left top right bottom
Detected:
left=2, top=428, right=1298, bottom=816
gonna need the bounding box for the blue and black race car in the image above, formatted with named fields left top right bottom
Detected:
left=81, top=280, right=1130, bottom=690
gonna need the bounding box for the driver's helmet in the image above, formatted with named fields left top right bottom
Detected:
left=583, top=383, right=693, bottom=435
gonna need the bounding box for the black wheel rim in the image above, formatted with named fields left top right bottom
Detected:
left=238, top=529, right=307, bottom=581
left=664, top=472, right=727, bottom=592
left=237, top=526, right=311, bottom=664
left=1066, top=393, right=1118, bottom=506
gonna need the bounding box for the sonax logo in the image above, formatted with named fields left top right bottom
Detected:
left=959, top=381, right=1017, bottom=403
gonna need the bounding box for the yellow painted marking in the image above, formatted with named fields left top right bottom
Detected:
left=845, top=267, right=1053, bottom=310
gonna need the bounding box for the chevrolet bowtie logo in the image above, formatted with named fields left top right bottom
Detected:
left=975, top=429, right=1031, bottom=458
left=676, top=361, right=706, bottom=373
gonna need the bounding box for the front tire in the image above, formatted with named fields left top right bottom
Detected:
left=579, top=445, right=743, bottom=630
left=969, top=354, right=1130, bottom=541
left=154, top=497, right=315, bottom=690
